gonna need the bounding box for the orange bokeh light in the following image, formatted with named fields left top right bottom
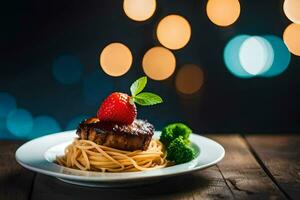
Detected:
left=123, top=0, right=156, bottom=21
left=206, top=0, right=240, bottom=27
left=156, top=15, right=191, bottom=50
left=142, top=47, right=176, bottom=80
left=283, top=0, right=300, bottom=24
left=100, top=43, right=133, bottom=76
left=283, top=23, right=300, bottom=56
left=175, top=64, right=204, bottom=94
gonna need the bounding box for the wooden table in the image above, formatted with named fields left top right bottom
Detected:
left=1, top=135, right=299, bottom=200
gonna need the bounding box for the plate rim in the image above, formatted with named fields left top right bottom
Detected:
left=15, top=130, right=225, bottom=182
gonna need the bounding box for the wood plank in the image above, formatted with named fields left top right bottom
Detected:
left=0, top=141, right=35, bottom=200
left=208, top=135, right=287, bottom=200
left=246, top=135, right=300, bottom=199
left=31, top=166, right=234, bottom=200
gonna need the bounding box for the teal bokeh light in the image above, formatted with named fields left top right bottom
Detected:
left=27, top=115, right=61, bottom=139
left=66, top=115, right=89, bottom=130
left=0, top=117, right=12, bottom=139
left=257, top=36, right=274, bottom=74
left=0, top=117, right=6, bottom=130
left=52, top=55, right=83, bottom=85
left=261, top=35, right=291, bottom=77
left=239, top=36, right=274, bottom=75
left=0, top=92, right=17, bottom=118
left=224, top=35, right=253, bottom=78
left=6, top=109, right=33, bottom=138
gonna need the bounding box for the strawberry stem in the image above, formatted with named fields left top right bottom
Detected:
left=129, top=97, right=135, bottom=105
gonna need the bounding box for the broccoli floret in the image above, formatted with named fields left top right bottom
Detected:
left=160, top=123, right=192, bottom=147
left=167, top=136, right=196, bottom=164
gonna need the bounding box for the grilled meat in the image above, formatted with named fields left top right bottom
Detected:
left=76, top=117, right=154, bottom=151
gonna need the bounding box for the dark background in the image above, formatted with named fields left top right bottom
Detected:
left=0, top=0, right=299, bottom=137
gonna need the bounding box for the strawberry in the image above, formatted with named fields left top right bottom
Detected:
left=97, top=92, right=137, bottom=124
left=97, top=77, right=163, bottom=124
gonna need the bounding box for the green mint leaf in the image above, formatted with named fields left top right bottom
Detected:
left=130, top=76, right=147, bottom=97
left=134, top=92, right=163, bottom=106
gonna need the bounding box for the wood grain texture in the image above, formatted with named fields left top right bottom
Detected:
left=246, top=135, right=300, bottom=200
left=0, top=141, right=35, bottom=200
left=31, top=166, right=234, bottom=200
left=208, top=135, right=287, bottom=200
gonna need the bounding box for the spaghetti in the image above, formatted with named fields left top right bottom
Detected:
left=56, top=139, right=168, bottom=172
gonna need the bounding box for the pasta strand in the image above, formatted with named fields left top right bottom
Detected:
left=56, top=139, right=168, bottom=172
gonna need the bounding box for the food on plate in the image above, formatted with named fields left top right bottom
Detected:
left=160, top=123, right=192, bottom=147
left=160, top=123, right=196, bottom=164
left=77, top=117, right=154, bottom=151
left=56, top=137, right=166, bottom=172
left=166, top=136, right=196, bottom=164
left=97, top=92, right=137, bottom=125
left=56, top=77, right=196, bottom=172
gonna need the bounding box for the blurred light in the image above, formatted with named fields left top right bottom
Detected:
left=0, top=117, right=6, bottom=130
left=175, top=64, right=204, bottom=94
left=6, top=109, right=33, bottom=138
left=123, top=0, right=156, bottom=21
left=100, top=43, right=132, bottom=77
left=261, top=35, right=291, bottom=77
left=224, top=35, right=253, bottom=78
left=239, top=36, right=274, bottom=75
left=83, top=70, right=113, bottom=106
left=52, top=55, right=83, bottom=85
left=0, top=117, right=12, bottom=139
left=156, top=15, right=191, bottom=50
left=142, top=46, right=176, bottom=80
left=66, top=115, right=89, bottom=130
left=206, top=0, right=240, bottom=27
left=283, top=23, right=300, bottom=56
left=0, top=92, right=16, bottom=117
left=27, top=115, right=61, bottom=139
left=283, top=0, right=300, bottom=24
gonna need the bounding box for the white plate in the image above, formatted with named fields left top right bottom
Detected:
left=15, top=131, right=225, bottom=187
